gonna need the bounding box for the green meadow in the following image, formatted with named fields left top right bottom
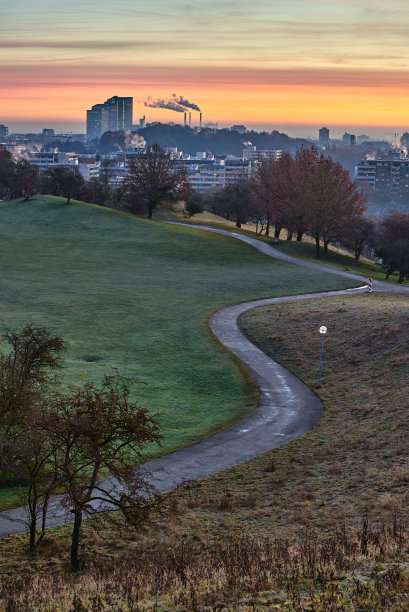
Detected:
left=0, top=196, right=357, bottom=457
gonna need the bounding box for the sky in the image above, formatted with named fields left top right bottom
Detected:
left=2, top=0, right=409, bottom=138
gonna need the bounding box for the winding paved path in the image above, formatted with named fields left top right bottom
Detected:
left=1, top=224, right=408, bottom=537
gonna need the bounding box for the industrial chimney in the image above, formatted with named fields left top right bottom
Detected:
left=184, top=112, right=187, bottom=127
left=189, top=112, right=191, bottom=127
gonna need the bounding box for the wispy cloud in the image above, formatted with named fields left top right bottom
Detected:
left=0, top=41, right=159, bottom=50
left=1, top=63, right=409, bottom=90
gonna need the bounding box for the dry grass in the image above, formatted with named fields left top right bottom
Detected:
left=1, top=292, right=409, bottom=610
left=1, top=516, right=409, bottom=610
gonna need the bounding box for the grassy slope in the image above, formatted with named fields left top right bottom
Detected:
left=161, top=205, right=403, bottom=283
left=0, top=197, right=356, bottom=459
left=1, top=293, right=409, bottom=610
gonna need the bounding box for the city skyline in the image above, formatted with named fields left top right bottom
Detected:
left=2, top=1, right=409, bottom=136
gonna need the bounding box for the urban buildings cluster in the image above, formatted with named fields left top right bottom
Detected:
left=24, top=146, right=282, bottom=193
left=318, top=126, right=370, bottom=148
left=1, top=99, right=408, bottom=201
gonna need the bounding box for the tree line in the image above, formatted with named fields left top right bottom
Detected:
left=202, top=147, right=368, bottom=258
left=0, top=144, right=191, bottom=212
left=2, top=143, right=409, bottom=279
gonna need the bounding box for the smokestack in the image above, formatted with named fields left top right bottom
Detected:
left=189, top=112, right=191, bottom=127
left=184, top=112, right=187, bottom=127
left=200, top=112, right=202, bottom=128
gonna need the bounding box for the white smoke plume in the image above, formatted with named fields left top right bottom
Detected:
left=171, top=94, right=200, bottom=112
left=124, top=131, right=146, bottom=150
left=10, top=142, right=41, bottom=160
left=144, top=94, right=201, bottom=114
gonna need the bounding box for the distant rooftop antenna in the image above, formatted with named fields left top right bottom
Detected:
left=385, top=132, right=400, bottom=146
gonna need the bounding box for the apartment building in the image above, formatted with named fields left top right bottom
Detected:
left=29, top=152, right=79, bottom=172
left=356, top=157, right=409, bottom=197
left=86, top=96, right=133, bottom=141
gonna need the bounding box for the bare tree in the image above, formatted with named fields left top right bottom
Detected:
left=1, top=425, right=60, bottom=552
left=252, top=159, right=286, bottom=237
left=375, top=210, right=409, bottom=281
left=0, top=148, right=39, bottom=200
left=338, top=215, right=378, bottom=261
left=34, top=374, right=162, bottom=571
left=0, top=326, right=65, bottom=550
left=123, top=144, right=191, bottom=218
left=41, top=166, right=85, bottom=204
left=219, top=178, right=253, bottom=228
left=0, top=326, right=65, bottom=440
left=294, top=148, right=367, bottom=257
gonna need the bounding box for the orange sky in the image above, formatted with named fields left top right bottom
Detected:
left=2, top=1, right=409, bottom=136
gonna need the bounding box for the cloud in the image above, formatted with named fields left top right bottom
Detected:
left=2, top=63, right=409, bottom=91
left=0, top=40, right=159, bottom=50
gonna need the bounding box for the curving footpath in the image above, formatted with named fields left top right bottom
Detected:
left=1, top=224, right=408, bottom=538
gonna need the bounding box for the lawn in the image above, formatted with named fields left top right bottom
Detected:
left=275, top=238, right=394, bottom=282
left=1, top=292, right=409, bottom=610
left=162, top=205, right=402, bottom=284
left=0, top=196, right=357, bottom=467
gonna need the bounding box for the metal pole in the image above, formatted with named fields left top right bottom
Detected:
left=318, top=331, right=325, bottom=388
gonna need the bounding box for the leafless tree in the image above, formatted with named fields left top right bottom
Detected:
left=34, top=374, right=162, bottom=571
left=123, top=144, right=191, bottom=218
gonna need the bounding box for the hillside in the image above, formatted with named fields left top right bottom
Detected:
left=1, top=292, right=409, bottom=610
left=98, top=124, right=312, bottom=155
left=0, top=196, right=356, bottom=467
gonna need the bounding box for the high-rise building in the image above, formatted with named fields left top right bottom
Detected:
left=87, top=104, right=108, bottom=141
left=319, top=127, right=329, bottom=146
left=105, top=96, right=133, bottom=132
left=342, top=132, right=356, bottom=146
left=86, top=97, right=133, bottom=141
left=0, top=124, right=9, bottom=139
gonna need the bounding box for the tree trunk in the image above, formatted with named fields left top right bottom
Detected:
left=323, top=238, right=329, bottom=254
left=296, top=231, right=304, bottom=242
left=29, top=507, right=37, bottom=553
left=70, top=510, right=83, bottom=572
left=36, top=497, right=50, bottom=549
left=148, top=204, right=153, bottom=219
left=286, top=230, right=293, bottom=241
left=315, top=234, right=321, bottom=258
left=236, top=220, right=241, bottom=228
left=274, top=225, right=281, bottom=239
left=265, top=221, right=270, bottom=236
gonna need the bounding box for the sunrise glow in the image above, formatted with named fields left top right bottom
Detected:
left=2, top=1, right=409, bottom=135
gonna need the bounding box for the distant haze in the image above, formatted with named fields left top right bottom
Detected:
left=5, top=120, right=401, bottom=143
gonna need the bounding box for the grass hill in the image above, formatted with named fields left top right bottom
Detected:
left=1, top=198, right=408, bottom=609
left=1, top=293, right=409, bottom=610
left=0, top=196, right=356, bottom=467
